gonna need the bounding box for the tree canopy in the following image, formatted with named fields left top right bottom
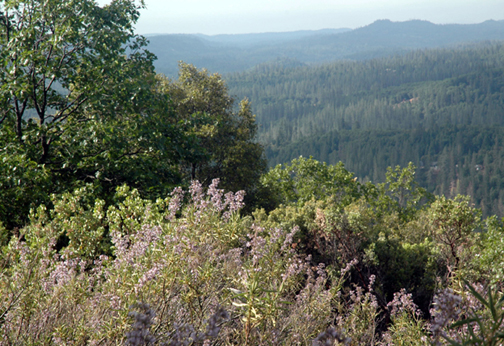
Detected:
left=0, top=2, right=268, bottom=229
left=157, top=62, right=267, bottom=201
left=226, top=43, right=504, bottom=217
left=0, top=0, right=186, bottom=228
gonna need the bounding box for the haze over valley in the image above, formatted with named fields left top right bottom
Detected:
left=147, top=19, right=504, bottom=76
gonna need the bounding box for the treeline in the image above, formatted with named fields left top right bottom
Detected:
left=226, top=43, right=504, bottom=216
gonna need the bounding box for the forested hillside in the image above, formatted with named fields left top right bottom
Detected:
left=148, top=20, right=504, bottom=76
left=226, top=42, right=504, bottom=216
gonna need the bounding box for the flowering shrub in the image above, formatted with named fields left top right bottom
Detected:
left=0, top=178, right=501, bottom=345
left=380, top=289, right=428, bottom=346
left=430, top=282, right=504, bottom=346
left=0, top=180, right=337, bottom=344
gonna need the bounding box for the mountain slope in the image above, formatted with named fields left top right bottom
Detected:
left=225, top=43, right=504, bottom=217
left=148, top=20, right=504, bottom=76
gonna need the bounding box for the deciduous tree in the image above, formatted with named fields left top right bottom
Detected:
left=158, top=62, right=267, bottom=200
left=0, top=0, right=184, bottom=228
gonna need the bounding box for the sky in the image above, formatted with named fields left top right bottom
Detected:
left=99, top=0, right=504, bottom=35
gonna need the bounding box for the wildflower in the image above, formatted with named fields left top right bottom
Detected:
left=207, top=178, right=226, bottom=212
left=387, top=288, right=421, bottom=318
left=340, top=258, right=358, bottom=276
left=168, top=186, right=185, bottom=221
left=430, top=289, right=463, bottom=344
left=125, top=303, right=156, bottom=345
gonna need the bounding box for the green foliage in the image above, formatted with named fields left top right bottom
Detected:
left=368, top=236, right=439, bottom=310
left=227, top=43, right=504, bottom=145
left=157, top=63, right=267, bottom=201
left=227, top=43, right=504, bottom=217
left=0, top=0, right=193, bottom=229
left=0, top=150, right=52, bottom=229
left=474, top=216, right=504, bottom=285
left=0, top=181, right=345, bottom=344
left=0, top=3, right=502, bottom=343
left=261, top=156, right=367, bottom=207
left=0, top=0, right=153, bottom=149
left=32, top=186, right=108, bottom=260
left=107, top=185, right=168, bottom=237
left=0, top=167, right=502, bottom=345
left=375, top=162, right=432, bottom=222
left=429, top=195, right=482, bottom=274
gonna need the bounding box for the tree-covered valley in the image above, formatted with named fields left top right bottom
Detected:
left=1, top=0, right=504, bottom=345
left=226, top=42, right=504, bottom=217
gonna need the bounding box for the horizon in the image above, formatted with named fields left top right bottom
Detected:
left=141, top=18, right=503, bottom=37
left=96, top=0, right=504, bottom=36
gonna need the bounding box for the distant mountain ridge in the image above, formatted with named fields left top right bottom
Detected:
left=147, top=19, right=504, bottom=77
left=194, top=28, right=352, bottom=48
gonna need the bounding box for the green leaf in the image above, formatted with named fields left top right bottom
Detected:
left=464, top=280, right=489, bottom=309
left=450, top=317, right=479, bottom=329
left=487, top=286, right=498, bottom=322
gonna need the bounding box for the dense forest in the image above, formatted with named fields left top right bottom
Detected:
left=1, top=0, right=504, bottom=345
left=226, top=43, right=504, bottom=216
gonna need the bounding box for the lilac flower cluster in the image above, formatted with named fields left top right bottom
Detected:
left=227, top=190, right=246, bottom=213
left=347, top=273, right=380, bottom=313
left=189, top=180, right=208, bottom=221
left=219, top=247, right=242, bottom=266
left=368, top=274, right=376, bottom=293
left=175, top=179, right=245, bottom=222
left=167, top=187, right=185, bottom=221
left=222, top=190, right=245, bottom=221
left=125, top=303, right=156, bottom=345
left=296, top=255, right=332, bottom=305
left=281, top=226, right=299, bottom=252
left=41, top=248, right=88, bottom=293
left=165, top=307, right=229, bottom=346
left=430, top=288, right=463, bottom=344
left=113, top=225, right=162, bottom=269
left=340, top=258, right=358, bottom=276
left=429, top=283, right=501, bottom=345
left=47, top=254, right=78, bottom=288
left=387, top=288, right=422, bottom=318
left=207, top=178, right=226, bottom=212
left=246, top=231, right=267, bottom=267
left=136, top=263, right=163, bottom=292
left=282, top=256, right=306, bottom=281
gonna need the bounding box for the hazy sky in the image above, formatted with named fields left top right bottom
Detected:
left=100, top=0, right=504, bottom=35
